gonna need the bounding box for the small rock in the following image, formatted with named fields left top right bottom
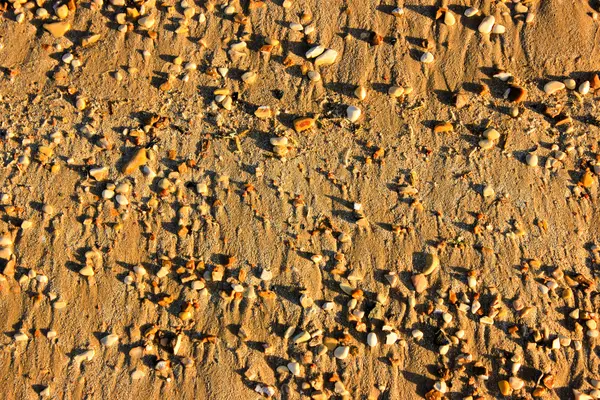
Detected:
left=420, top=52, right=434, bottom=63
left=411, top=273, right=428, bottom=293
left=544, top=81, right=565, bottom=95
left=306, top=45, right=325, bottom=59
left=314, top=49, right=338, bottom=67
left=478, top=16, right=495, bottom=33
left=43, top=21, right=71, bottom=37
left=100, top=333, right=119, bottom=347
left=346, top=106, right=361, bottom=122
left=464, top=7, right=478, bottom=17
left=367, top=332, right=378, bottom=347
left=498, top=380, right=512, bottom=396
left=334, top=345, right=350, bottom=359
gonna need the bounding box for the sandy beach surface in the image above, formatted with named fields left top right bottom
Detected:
left=1, top=0, right=600, bottom=398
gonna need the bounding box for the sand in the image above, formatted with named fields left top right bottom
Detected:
left=0, top=0, right=600, bottom=398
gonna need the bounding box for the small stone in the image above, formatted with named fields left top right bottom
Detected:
left=14, top=331, right=29, bottom=342
left=434, top=381, right=447, bottom=393
left=526, top=153, right=538, bottom=167
left=314, top=49, right=338, bottom=67
left=293, top=117, right=315, bottom=133
left=544, top=81, right=565, bottom=95
left=422, top=253, right=440, bottom=275
left=498, top=380, right=512, bottom=396
left=392, top=7, right=404, bottom=17
left=509, top=377, right=524, bottom=390
left=411, top=274, right=428, bottom=293
left=346, top=106, right=361, bottom=122
left=115, top=194, right=129, bottom=206
left=464, top=7, right=478, bottom=17
left=79, top=265, right=94, bottom=277
left=492, top=24, right=506, bottom=34
left=89, top=167, right=109, bottom=181
left=412, top=329, right=423, bottom=340
left=138, top=15, right=155, bottom=28
left=101, top=333, right=119, bottom=347
left=564, top=78, right=577, bottom=90
left=478, top=139, right=494, bottom=150
left=433, top=121, right=453, bottom=133
left=122, top=148, right=147, bottom=174
left=292, top=331, right=311, bottom=344
left=484, top=128, right=500, bottom=140
left=355, top=86, right=367, bottom=100
left=388, top=86, right=405, bottom=97
left=241, top=71, right=258, bottom=84
left=43, top=21, right=71, bottom=37
left=290, top=22, right=303, bottom=31
left=385, top=332, right=398, bottom=345
left=444, top=11, right=456, bottom=26
left=255, top=106, right=273, bottom=119
left=306, top=45, right=325, bottom=59
left=367, top=332, right=378, bottom=347
left=307, top=71, right=321, bottom=81
left=478, top=16, right=495, bottom=33
left=56, top=4, right=69, bottom=18
left=74, top=349, right=95, bottom=364
left=334, top=345, right=350, bottom=359
left=420, top=52, right=434, bottom=63
left=287, top=362, right=300, bottom=376
left=579, top=81, right=591, bottom=95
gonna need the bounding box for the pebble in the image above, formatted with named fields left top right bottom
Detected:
left=334, top=345, right=350, bottom=359
left=579, top=81, right=591, bottom=95
left=14, top=331, right=29, bottom=342
left=290, top=22, right=303, bottom=31
left=564, top=77, right=576, bottom=89
left=241, top=71, right=257, bottom=84
left=493, top=24, right=506, bottom=34
left=314, top=49, right=338, bottom=67
left=412, top=329, right=424, bottom=340
left=367, top=332, right=378, bottom=347
left=498, top=380, right=512, bottom=396
left=115, top=194, right=129, bottom=206
left=292, top=331, right=311, bottom=344
left=385, top=332, right=398, bottom=345
left=411, top=273, right=428, bottom=293
left=464, top=7, right=478, bottom=17
left=509, top=377, right=524, bottom=390
left=355, top=86, right=367, bottom=100
left=307, top=70, right=321, bottom=81
left=102, top=189, right=115, bottom=199
left=388, top=86, right=405, bottom=97
left=101, top=333, right=119, bottom=347
left=544, top=81, right=565, bottom=95
left=420, top=52, right=434, bottom=63
left=478, top=16, right=495, bottom=33
left=434, top=381, right=447, bottom=393
left=306, top=45, right=325, bottom=59
left=392, top=7, right=404, bottom=17
left=89, top=167, right=108, bottom=181
left=138, top=15, right=155, bottom=29
left=79, top=265, right=94, bottom=277
left=444, top=11, right=456, bottom=26
left=526, top=153, right=538, bottom=167
left=346, top=106, right=361, bottom=122
left=74, top=349, right=95, bottom=364
left=287, top=362, right=300, bottom=376
left=123, top=148, right=147, bottom=174
left=43, top=21, right=71, bottom=37
left=422, top=253, right=439, bottom=275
